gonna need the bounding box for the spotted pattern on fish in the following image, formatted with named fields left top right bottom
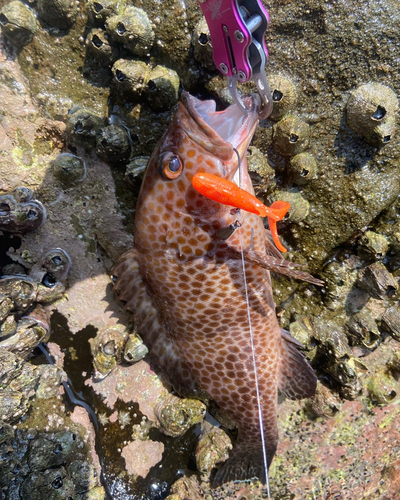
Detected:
left=113, top=92, right=318, bottom=486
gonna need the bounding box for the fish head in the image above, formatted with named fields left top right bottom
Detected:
left=135, top=92, right=260, bottom=257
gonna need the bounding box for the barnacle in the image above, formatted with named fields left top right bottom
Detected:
left=0, top=1, right=37, bottom=47
left=268, top=74, right=298, bottom=121
left=272, top=115, right=310, bottom=157
left=346, top=82, right=399, bottom=146
left=288, top=153, right=318, bottom=185
left=105, top=6, right=154, bottom=57
left=96, top=124, right=131, bottom=164
left=66, top=108, right=105, bottom=149
left=144, top=65, right=180, bottom=111
left=123, top=332, right=148, bottom=363
left=358, top=231, right=389, bottom=262
left=85, top=28, right=120, bottom=67
left=111, top=58, right=150, bottom=99
left=87, top=0, right=125, bottom=27
left=192, top=17, right=215, bottom=71
left=89, top=326, right=127, bottom=379
left=0, top=193, right=47, bottom=235
left=52, top=153, right=86, bottom=186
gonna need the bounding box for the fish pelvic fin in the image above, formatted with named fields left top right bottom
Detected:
left=212, top=439, right=276, bottom=487
left=279, top=328, right=317, bottom=400
left=243, top=249, right=324, bottom=286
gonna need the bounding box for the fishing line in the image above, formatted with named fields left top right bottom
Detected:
left=233, top=147, right=271, bottom=498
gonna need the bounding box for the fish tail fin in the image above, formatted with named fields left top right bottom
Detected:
left=212, top=439, right=276, bottom=487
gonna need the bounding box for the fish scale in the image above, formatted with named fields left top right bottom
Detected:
left=113, top=92, right=318, bottom=486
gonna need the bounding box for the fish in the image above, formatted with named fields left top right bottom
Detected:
left=112, top=91, right=320, bottom=486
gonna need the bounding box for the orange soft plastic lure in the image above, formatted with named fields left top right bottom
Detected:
left=192, top=172, right=290, bottom=252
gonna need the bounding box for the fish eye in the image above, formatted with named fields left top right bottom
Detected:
left=161, top=153, right=183, bottom=180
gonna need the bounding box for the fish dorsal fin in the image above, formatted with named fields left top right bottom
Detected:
left=242, top=249, right=324, bottom=286
left=279, top=328, right=317, bottom=400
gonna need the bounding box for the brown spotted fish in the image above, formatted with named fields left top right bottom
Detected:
left=113, top=92, right=319, bottom=486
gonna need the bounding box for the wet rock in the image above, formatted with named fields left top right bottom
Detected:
left=95, top=124, right=131, bottom=164
left=85, top=28, right=120, bottom=67
left=52, top=153, right=87, bottom=186
left=0, top=193, right=47, bottom=235
left=37, top=0, right=78, bottom=29
left=0, top=1, right=37, bottom=47
left=322, top=259, right=359, bottom=311
left=288, top=153, right=318, bottom=186
left=357, top=262, right=398, bottom=299
left=272, top=115, right=310, bottom=157
left=195, top=422, right=232, bottom=478
left=145, top=65, right=180, bottom=111
left=87, top=0, right=125, bottom=27
left=28, top=431, right=76, bottom=471
left=0, top=389, right=29, bottom=423
left=67, top=459, right=99, bottom=494
left=105, top=6, right=155, bottom=57
left=121, top=438, right=164, bottom=478
left=268, top=74, right=298, bottom=121
left=89, top=325, right=127, bottom=379
left=154, top=394, right=206, bottom=437
left=346, top=82, right=398, bottom=146
left=66, top=108, right=105, bottom=149
left=21, top=466, right=75, bottom=499
left=358, top=230, right=389, bottom=262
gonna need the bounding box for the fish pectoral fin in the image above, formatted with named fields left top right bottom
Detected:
left=242, top=249, right=324, bottom=286
left=279, top=329, right=317, bottom=400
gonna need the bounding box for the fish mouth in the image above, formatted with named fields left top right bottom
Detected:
left=182, top=92, right=260, bottom=173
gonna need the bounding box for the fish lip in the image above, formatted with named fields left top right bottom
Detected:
left=181, top=92, right=259, bottom=165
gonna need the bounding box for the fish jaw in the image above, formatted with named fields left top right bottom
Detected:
left=182, top=92, right=259, bottom=183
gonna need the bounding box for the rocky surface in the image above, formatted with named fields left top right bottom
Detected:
left=0, top=0, right=399, bottom=499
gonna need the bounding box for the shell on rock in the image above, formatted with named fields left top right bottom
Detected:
left=125, top=156, right=149, bottom=186
left=357, top=262, right=398, bottom=300
left=144, top=65, right=180, bottom=111
left=123, top=332, right=148, bottom=363
left=346, top=309, right=381, bottom=349
left=52, top=153, right=86, bottom=185
left=192, top=17, right=215, bottom=71
left=0, top=193, right=47, bottom=235
left=268, top=74, right=298, bottom=121
left=89, top=326, right=127, bottom=379
left=288, top=153, right=318, bottom=185
left=12, top=186, right=33, bottom=203
left=85, top=28, right=120, bottom=67
left=36, top=0, right=78, bottom=29
left=0, top=276, right=38, bottom=315
left=381, top=306, right=400, bottom=341
left=111, top=58, right=150, bottom=99
left=105, top=6, right=154, bottom=57
left=154, top=395, right=206, bottom=437
left=66, top=108, right=105, bottom=149
left=0, top=1, right=37, bottom=47
left=346, top=82, right=398, bottom=146
left=272, top=114, right=310, bottom=156
left=95, top=124, right=131, bottom=164
left=87, top=0, right=125, bottom=27
left=358, top=231, right=389, bottom=262
left=270, top=189, right=309, bottom=222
